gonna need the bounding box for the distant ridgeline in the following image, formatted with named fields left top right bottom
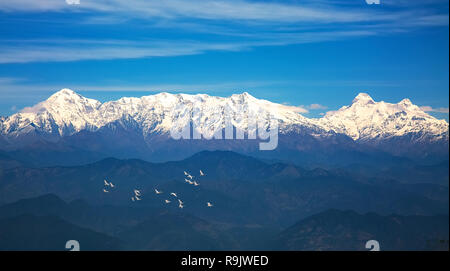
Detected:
left=0, top=194, right=447, bottom=251
left=0, top=89, right=448, bottom=167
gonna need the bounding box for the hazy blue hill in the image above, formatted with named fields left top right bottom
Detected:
left=117, top=212, right=234, bottom=251
left=274, top=209, right=449, bottom=251
left=0, top=194, right=69, bottom=218
left=2, top=130, right=443, bottom=169
left=0, top=194, right=275, bottom=250
left=0, top=194, right=448, bottom=251
left=0, top=150, right=23, bottom=169
left=0, top=214, right=122, bottom=251
left=340, top=160, right=449, bottom=187
left=0, top=151, right=447, bottom=228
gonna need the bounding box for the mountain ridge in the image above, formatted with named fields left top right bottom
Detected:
left=0, top=89, right=447, bottom=164
left=1, top=88, right=447, bottom=140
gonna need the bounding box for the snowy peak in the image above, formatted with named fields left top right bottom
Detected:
left=398, top=98, right=413, bottom=107
left=48, top=88, right=79, bottom=99
left=318, top=93, right=448, bottom=141
left=352, top=93, right=375, bottom=105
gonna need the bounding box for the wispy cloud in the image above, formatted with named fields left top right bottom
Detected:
left=0, top=77, right=282, bottom=97
left=0, top=41, right=247, bottom=63
left=280, top=103, right=328, bottom=114
left=280, top=104, right=309, bottom=114
left=307, top=104, right=328, bottom=110
left=0, top=0, right=447, bottom=63
left=0, top=30, right=377, bottom=63
left=420, top=106, right=449, bottom=114
left=0, top=0, right=389, bottom=23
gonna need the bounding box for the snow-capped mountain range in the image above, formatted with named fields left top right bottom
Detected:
left=0, top=88, right=447, bottom=142
left=0, top=89, right=448, bottom=165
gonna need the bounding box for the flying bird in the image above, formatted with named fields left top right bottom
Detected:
left=200, top=170, right=205, bottom=176
left=135, top=195, right=141, bottom=201
left=184, top=171, right=189, bottom=176
left=104, top=180, right=110, bottom=186
left=103, top=188, right=109, bottom=193
left=109, top=182, right=115, bottom=188
left=193, top=181, right=199, bottom=186
left=165, top=199, right=171, bottom=204
left=134, top=189, right=141, bottom=196
left=178, top=203, right=184, bottom=209
left=207, top=202, right=213, bottom=207
left=178, top=199, right=184, bottom=205
left=155, top=189, right=162, bottom=194
left=170, top=192, right=177, bottom=197
left=186, top=174, right=193, bottom=179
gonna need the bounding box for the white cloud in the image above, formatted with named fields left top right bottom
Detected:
left=20, top=102, right=47, bottom=114
left=279, top=103, right=329, bottom=114
left=420, top=106, right=449, bottom=114
left=0, top=0, right=447, bottom=63
left=0, top=0, right=446, bottom=26
left=0, top=78, right=282, bottom=98
left=0, top=41, right=250, bottom=64
left=278, top=104, right=309, bottom=114
left=285, top=103, right=328, bottom=114
left=0, top=0, right=385, bottom=23
left=0, top=31, right=377, bottom=64
left=307, top=103, right=328, bottom=110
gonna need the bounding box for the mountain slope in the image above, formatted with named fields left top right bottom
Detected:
left=273, top=209, right=449, bottom=251
left=0, top=214, right=122, bottom=251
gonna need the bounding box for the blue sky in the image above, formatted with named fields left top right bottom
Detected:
left=0, top=0, right=448, bottom=120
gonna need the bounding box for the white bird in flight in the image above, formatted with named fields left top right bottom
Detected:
left=207, top=202, right=213, bottom=207
left=155, top=189, right=162, bottom=194
left=165, top=199, right=171, bottom=204
left=170, top=192, right=177, bottom=197
left=135, top=195, right=141, bottom=201
left=186, top=174, right=193, bottom=179
left=134, top=189, right=141, bottom=196
left=104, top=180, right=110, bottom=186
left=109, top=182, right=115, bottom=188
left=200, top=170, right=205, bottom=176
left=103, top=188, right=109, bottom=193
left=193, top=181, right=199, bottom=186
left=184, top=171, right=189, bottom=176
left=178, top=199, right=184, bottom=205
left=178, top=203, right=184, bottom=209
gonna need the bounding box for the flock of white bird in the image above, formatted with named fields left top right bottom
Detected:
left=103, top=179, right=115, bottom=193
left=102, top=169, right=213, bottom=209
